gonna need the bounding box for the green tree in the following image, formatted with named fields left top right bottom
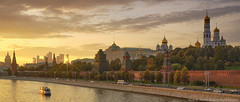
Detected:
left=128, top=71, right=135, bottom=82
left=132, top=59, right=141, bottom=71
left=155, top=72, right=163, bottom=83
left=143, top=70, right=150, bottom=82
left=193, top=80, right=205, bottom=86
left=197, top=57, right=204, bottom=70
left=203, top=56, right=210, bottom=70
left=150, top=72, right=155, bottom=83
left=109, top=59, right=121, bottom=71
left=214, top=46, right=227, bottom=62
left=172, top=63, right=182, bottom=70
left=170, top=48, right=182, bottom=56
left=228, top=48, right=237, bottom=62
left=155, top=53, right=164, bottom=69
left=108, top=70, right=115, bottom=81
left=101, top=72, right=107, bottom=81
left=180, top=67, right=189, bottom=84
left=121, top=71, right=129, bottom=81
left=146, top=58, right=157, bottom=70
left=169, top=72, right=174, bottom=83
left=176, top=50, right=184, bottom=57
left=209, top=57, right=216, bottom=70
left=203, top=46, right=214, bottom=58
left=216, top=60, right=225, bottom=70
left=184, top=55, right=195, bottom=70
left=174, top=70, right=181, bottom=84
left=171, top=55, right=185, bottom=67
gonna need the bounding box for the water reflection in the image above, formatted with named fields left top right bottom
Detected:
left=40, top=94, right=51, bottom=101
left=0, top=79, right=195, bottom=102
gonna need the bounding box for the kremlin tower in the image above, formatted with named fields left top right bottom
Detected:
left=4, top=52, right=11, bottom=69
left=11, top=50, right=18, bottom=76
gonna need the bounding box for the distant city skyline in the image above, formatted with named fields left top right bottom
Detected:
left=0, top=0, right=240, bottom=65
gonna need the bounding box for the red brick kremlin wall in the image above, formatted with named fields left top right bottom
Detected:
left=189, top=70, right=240, bottom=87
left=133, top=70, right=240, bottom=87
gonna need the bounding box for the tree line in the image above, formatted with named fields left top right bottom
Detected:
left=108, top=45, right=240, bottom=71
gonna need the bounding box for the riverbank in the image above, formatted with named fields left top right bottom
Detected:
left=1, top=76, right=239, bottom=102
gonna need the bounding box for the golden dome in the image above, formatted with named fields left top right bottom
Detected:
left=214, top=27, right=219, bottom=32
left=162, top=37, right=168, bottom=43
left=138, top=48, right=142, bottom=51
left=195, top=41, right=201, bottom=48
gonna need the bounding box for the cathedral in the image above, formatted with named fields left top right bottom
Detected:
left=156, top=36, right=173, bottom=53
left=202, top=11, right=226, bottom=48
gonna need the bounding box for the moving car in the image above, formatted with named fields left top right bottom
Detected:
left=230, top=89, right=239, bottom=94
left=204, top=88, right=212, bottom=92
left=213, top=89, right=223, bottom=93
left=177, top=87, right=185, bottom=90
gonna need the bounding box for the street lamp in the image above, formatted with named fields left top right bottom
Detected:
left=204, top=71, right=209, bottom=88
left=54, top=72, right=56, bottom=79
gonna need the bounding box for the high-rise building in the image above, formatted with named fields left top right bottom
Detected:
left=4, top=52, right=11, bottom=68
left=37, top=55, right=40, bottom=63
left=33, top=58, right=36, bottom=64
left=46, top=52, right=52, bottom=63
left=56, top=54, right=64, bottom=64
left=59, top=54, right=64, bottom=64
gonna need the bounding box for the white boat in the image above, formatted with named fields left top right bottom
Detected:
left=40, top=87, right=51, bottom=95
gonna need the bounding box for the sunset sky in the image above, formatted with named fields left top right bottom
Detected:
left=0, top=0, right=240, bottom=65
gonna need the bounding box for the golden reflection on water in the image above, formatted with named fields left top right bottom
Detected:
left=0, top=79, right=191, bottom=102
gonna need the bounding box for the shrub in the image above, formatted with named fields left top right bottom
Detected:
left=155, top=72, right=163, bottom=83
left=193, top=80, right=205, bottom=86
left=225, top=62, right=232, bottom=66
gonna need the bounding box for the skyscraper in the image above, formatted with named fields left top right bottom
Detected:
left=46, top=52, right=52, bottom=63
left=37, top=55, right=40, bottom=63
left=56, top=54, right=64, bottom=64
left=33, top=58, right=36, bottom=64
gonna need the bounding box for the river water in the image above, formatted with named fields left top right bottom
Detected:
left=0, top=79, right=194, bottom=102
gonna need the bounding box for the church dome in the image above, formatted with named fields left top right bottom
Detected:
left=214, top=27, right=219, bottom=32
left=108, top=42, right=120, bottom=51
left=162, top=37, right=168, bottom=44
left=195, top=41, right=201, bottom=48
left=109, top=42, right=120, bottom=49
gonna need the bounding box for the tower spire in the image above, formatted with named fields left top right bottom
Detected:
left=11, top=50, right=17, bottom=76
left=206, top=10, right=208, bottom=16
